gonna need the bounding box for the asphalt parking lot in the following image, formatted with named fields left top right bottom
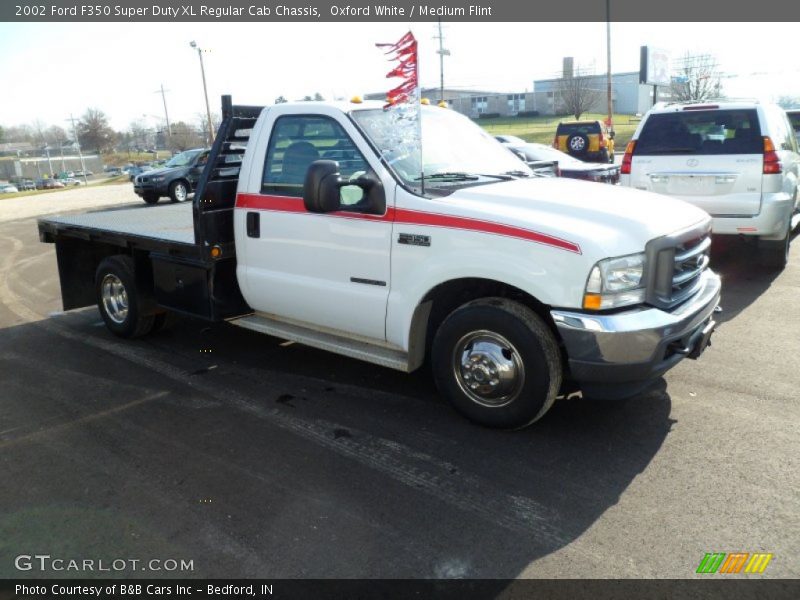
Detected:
left=0, top=186, right=798, bottom=580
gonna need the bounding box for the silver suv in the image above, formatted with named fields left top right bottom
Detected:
left=620, top=100, right=800, bottom=269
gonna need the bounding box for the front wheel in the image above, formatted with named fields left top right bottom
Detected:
left=431, top=298, right=562, bottom=429
left=95, top=256, right=155, bottom=338
left=169, top=180, right=189, bottom=203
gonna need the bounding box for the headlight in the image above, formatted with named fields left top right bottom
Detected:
left=583, top=252, right=646, bottom=310
left=151, top=176, right=165, bottom=182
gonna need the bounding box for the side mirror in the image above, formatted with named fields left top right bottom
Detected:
left=303, top=160, right=342, bottom=213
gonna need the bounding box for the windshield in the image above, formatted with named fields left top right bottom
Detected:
left=352, top=107, right=531, bottom=190
left=166, top=149, right=202, bottom=168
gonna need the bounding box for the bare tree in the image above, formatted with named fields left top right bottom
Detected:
left=31, top=119, right=48, bottom=148
left=3, top=124, right=34, bottom=143
left=274, top=96, right=287, bottom=104
left=128, top=119, right=151, bottom=151
left=556, top=69, right=602, bottom=120
left=77, top=108, right=116, bottom=154
left=670, top=52, right=723, bottom=102
left=197, top=112, right=221, bottom=145
left=45, top=125, right=69, bottom=147
left=169, top=122, right=204, bottom=152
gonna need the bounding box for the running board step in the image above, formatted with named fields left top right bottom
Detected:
left=230, top=314, right=410, bottom=372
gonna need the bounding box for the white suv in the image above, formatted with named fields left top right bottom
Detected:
left=620, top=100, right=800, bottom=269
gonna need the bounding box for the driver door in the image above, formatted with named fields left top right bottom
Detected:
left=239, top=114, right=394, bottom=342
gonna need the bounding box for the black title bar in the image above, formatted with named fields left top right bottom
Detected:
left=3, top=579, right=800, bottom=600
left=3, top=0, right=798, bottom=22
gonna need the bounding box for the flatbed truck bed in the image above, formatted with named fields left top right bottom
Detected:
left=38, top=96, right=263, bottom=322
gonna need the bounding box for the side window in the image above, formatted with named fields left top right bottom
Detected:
left=780, top=113, right=796, bottom=152
left=262, top=115, right=370, bottom=199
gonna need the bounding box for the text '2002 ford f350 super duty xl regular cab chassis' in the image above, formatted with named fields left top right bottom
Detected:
left=38, top=96, right=721, bottom=429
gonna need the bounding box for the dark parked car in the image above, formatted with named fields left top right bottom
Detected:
left=10, top=178, right=36, bottom=191
left=498, top=139, right=620, bottom=184
left=127, top=166, right=152, bottom=181
left=35, top=179, right=65, bottom=190
left=133, top=148, right=210, bottom=204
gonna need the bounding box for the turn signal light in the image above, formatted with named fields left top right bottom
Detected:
left=582, top=293, right=602, bottom=310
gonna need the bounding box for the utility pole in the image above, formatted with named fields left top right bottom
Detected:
left=434, top=19, right=450, bottom=104
left=44, top=146, right=53, bottom=177
left=606, top=0, right=613, bottom=131
left=67, top=114, right=88, bottom=185
left=156, top=84, right=172, bottom=137
left=190, top=41, right=215, bottom=146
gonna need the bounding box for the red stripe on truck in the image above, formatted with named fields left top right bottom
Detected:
left=235, top=193, right=581, bottom=254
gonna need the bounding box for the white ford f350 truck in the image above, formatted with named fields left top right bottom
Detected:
left=39, top=96, right=721, bottom=428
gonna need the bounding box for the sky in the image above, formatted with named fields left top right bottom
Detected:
left=1, top=21, right=800, bottom=132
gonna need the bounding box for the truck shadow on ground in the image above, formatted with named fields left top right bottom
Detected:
left=708, top=232, right=796, bottom=324
left=2, top=311, right=674, bottom=578
left=142, top=315, right=676, bottom=577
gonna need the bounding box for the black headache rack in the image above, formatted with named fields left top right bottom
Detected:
left=38, top=95, right=264, bottom=323
left=152, top=95, right=264, bottom=321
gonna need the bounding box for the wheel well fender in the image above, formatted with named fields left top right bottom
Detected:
left=407, top=277, right=562, bottom=371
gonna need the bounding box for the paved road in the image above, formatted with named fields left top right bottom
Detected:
left=0, top=187, right=798, bottom=580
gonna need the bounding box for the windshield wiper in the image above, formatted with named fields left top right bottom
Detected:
left=415, top=172, right=519, bottom=182
left=502, top=170, right=531, bottom=178
left=415, top=172, right=480, bottom=181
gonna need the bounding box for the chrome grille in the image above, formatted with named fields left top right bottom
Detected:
left=645, top=222, right=712, bottom=309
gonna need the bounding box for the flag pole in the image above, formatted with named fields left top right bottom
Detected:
left=417, top=47, right=424, bottom=195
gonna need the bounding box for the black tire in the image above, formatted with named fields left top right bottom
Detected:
left=143, top=194, right=159, bottom=205
left=152, top=311, right=175, bottom=333
left=567, top=133, right=589, bottom=156
left=431, top=298, right=562, bottom=429
left=95, top=256, right=155, bottom=338
left=759, top=223, right=790, bottom=270
left=169, top=180, right=189, bottom=203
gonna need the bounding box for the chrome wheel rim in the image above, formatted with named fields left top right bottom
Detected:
left=570, top=137, right=585, bottom=151
left=174, top=183, right=187, bottom=201
left=453, top=330, right=525, bottom=407
left=101, top=274, right=129, bottom=324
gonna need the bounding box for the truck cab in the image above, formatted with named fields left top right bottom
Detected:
left=39, top=96, right=721, bottom=429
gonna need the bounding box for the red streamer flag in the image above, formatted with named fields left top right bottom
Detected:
left=376, top=32, right=418, bottom=107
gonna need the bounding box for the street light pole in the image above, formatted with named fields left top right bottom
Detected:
left=190, top=41, right=215, bottom=146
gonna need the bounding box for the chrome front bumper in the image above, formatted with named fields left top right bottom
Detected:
left=551, top=269, right=721, bottom=397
